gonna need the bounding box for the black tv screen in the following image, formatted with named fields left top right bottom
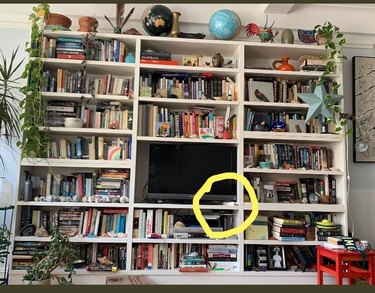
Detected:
left=147, top=143, right=237, bottom=203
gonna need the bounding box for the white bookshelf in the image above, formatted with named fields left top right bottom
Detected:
left=11, top=30, right=347, bottom=285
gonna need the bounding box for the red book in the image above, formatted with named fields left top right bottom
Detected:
left=102, top=208, right=128, bottom=214
left=57, top=54, right=86, bottom=60
left=140, top=59, right=179, bottom=65
left=179, top=267, right=209, bottom=272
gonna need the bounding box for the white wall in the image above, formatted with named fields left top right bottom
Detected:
left=0, top=2, right=375, bottom=249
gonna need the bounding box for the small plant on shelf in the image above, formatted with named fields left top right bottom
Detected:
left=23, top=227, right=79, bottom=285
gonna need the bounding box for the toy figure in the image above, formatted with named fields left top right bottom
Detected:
left=246, top=15, right=279, bottom=43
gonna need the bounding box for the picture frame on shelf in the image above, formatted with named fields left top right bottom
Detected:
left=353, top=56, right=375, bottom=162
left=260, top=181, right=277, bottom=203
left=267, top=246, right=286, bottom=270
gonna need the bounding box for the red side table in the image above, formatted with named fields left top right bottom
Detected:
left=317, top=246, right=375, bottom=285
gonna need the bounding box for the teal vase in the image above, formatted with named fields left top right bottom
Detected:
left=281, top=29, right=294, bottom=44
left=125, top=53, right=135, bottom=63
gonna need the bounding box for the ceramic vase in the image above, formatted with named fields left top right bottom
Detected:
left=125, top=52, right=135, bottom=63
left=212, top=53, right=224, bottom=67
left=281, top=29, right=294, bottom=44
left=0, top=177, right=14, bottom=208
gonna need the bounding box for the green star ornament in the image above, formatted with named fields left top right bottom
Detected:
left=297, top=84, right=344, bottom=123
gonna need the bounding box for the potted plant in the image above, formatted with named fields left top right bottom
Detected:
left=314, top=21, right=347, bottom=75
left=23, top=227, right=79, bottom=285
left=314, top=21, right=349, bottom=133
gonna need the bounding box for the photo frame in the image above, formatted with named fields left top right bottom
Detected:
left=353, top=56, right=375, bottom=162
left=267, top=246, right=286, bottom=270
left=260, top=181, right=277, bottom=203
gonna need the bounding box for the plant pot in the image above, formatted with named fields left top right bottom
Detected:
left=78, top=16, right=98, bottom=32
left=23, top=278, right=51, bottom=285
left=45, top=13, right=72, bottom=29
left=316, top=34, right=328, bottom=45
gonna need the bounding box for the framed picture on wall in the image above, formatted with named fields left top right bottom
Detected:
left=353, top=56, right=375, bottom=162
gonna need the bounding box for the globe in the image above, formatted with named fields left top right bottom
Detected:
left=142, top=5, right=174, bottom=36
left=209, top=9, right=241, bottom=40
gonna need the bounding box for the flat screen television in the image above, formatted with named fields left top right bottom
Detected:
left=147, top=143, right=237, bottom=203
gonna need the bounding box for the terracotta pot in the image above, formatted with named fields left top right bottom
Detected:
left=78, top=16, right=98, bottom=32
left=45, top=13, right=72, bottom=29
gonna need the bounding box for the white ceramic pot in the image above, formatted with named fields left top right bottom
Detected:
left=64, top=118, right=83, bottom=128
left=0, top=177, right=14, bottom=208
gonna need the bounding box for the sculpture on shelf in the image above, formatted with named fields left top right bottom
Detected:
left=246, top=15, right=279, bottom=43
left=104, top=3, right=135, bottom=34
left=297, top=83, right=344, bottom=123
left=297, top=29, right=316, bottom=44
left=78, top=16, right=98, bottom=32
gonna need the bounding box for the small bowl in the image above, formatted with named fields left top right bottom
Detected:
left=64, top=117, right=83, bottom=128
left=259, top=161, right=272, bottom=169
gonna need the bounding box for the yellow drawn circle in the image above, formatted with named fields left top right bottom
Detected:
left=192, top=172, right=259, bottom=239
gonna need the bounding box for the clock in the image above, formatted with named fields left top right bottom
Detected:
left=308, top=193, right=319, bottom=204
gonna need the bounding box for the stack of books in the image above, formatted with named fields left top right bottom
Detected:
left=179, top=254, right=208, bottom=272
left=271, top=217, right=306, bottom=241
left=56, top=37, right=85, bottom=60
left=323, top=236, right=346, bottom=250
left=316, top=220, right=341, bottom=241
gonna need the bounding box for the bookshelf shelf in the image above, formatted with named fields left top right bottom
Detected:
left=132, top=238, right=239, bottom=245
left=137, top=136, right=239, bottom=144
left=14, top=236, right=128, bottom=244
left=243, top=167, right=344, bottom=176
left=243, top=240, right=323, bottom=246
left=46, top=127, right=133, bottom=136
left=243, top=202, right=346, bottom=212
left=16, top=201, right=130, bottom=208
left=12, top=29, right=347, bottom=285
left=41, top=92, right=134, bottom=104
left=41, top=58, right=136, bottom=75
left=20, top=158, right=132, bottom=168
left=132, top=203, right=239, bottom=210
left=243, top=131, right=343, bottom=143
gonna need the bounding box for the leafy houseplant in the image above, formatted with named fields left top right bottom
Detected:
left=0, top=48, right=23, bottom=169
left=314, top=21, right=349, bottom=133
left=18, top=3, right=51, bottom=160
left=23, top=227, right=79, bottom=285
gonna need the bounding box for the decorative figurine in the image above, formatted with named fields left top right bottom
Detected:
left=246, top=15, right=279, bottom=43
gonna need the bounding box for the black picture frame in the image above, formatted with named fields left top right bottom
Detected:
left=352, top=56, right=375, bottom=162
left=267, top=246, right=286, bottom=270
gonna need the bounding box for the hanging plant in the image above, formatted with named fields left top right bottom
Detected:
left=17, top=3, right=51, bottom=159
left=314, top=21, right=350, bottom=134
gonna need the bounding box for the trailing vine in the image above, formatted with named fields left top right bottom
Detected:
left=17, top=3, right=50, bottom=159
left=314, top=21, right=350, bottom=134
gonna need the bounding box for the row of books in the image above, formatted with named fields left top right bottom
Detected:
left=137, top=104, right=234, bottom=139
left=244, top=245, right=316, bottom=272
left=47, top=136, right=132, bottom=161
left=245, top=77, right=333, bottom=103
left=30, top=207, right=128, bottom=238
left=244, top=143, right=334, bottom=171
left=81, top=104, right=133, bottom=130
left=26, top=169, right=130, bottom=201
left=245, top=108, right=336, bottom=134
left=42, top=36, right=130, bottom=63
left=247, top=176, right=337, bottom=204
left=42, top=69, right=135, bottom=97
left=139, top=72, right=236, bottom=101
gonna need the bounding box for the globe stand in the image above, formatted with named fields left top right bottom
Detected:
left=0, top=206, right=14, bottom=285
